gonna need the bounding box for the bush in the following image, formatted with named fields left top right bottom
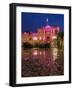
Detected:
left=22, top=42, right=51, bottom=49
left=36, top=43, right=51, bottom=48
left=22, top=42, right=33, bottom=48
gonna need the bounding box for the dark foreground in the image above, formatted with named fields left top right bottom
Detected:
left=22, top=48, right=64, bottom=77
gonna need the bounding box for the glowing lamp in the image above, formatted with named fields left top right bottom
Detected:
left=39, top=37, right=42, bottom=40
left=33, top=37, right=37, bottom=40
left=52, top=36, right=57, bottom=39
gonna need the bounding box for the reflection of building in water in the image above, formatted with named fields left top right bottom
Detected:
left=22, top=48, right=58, bottom=62
left=22, top=25, right=60, bottom=46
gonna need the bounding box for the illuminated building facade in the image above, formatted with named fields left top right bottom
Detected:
left=22, top=24, right=60, bottom=46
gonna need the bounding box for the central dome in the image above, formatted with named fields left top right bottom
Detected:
left=43, top=25, right=52, bottom=32
left=45, top=25, right=51, bottom=29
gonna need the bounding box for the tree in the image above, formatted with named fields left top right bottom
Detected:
left=57, top=31, right=64, bottom=49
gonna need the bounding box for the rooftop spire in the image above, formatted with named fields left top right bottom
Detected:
left=46, top=18, right=48, bottom=25
left=46, top=18, right=48, bottom=22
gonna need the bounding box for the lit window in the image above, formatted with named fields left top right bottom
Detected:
left=52, top=36, right=57, bottom=39
left=33, top=37, right=37, bottom=40
left=39, top=37, right=42, bottom=40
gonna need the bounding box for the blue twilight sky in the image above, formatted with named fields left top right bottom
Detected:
left=22, top=12, right=64, bottom=33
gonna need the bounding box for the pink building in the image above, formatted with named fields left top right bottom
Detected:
left=22, top=24, right=60, bottom=44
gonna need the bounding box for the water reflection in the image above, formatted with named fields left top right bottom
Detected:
left=52, top=48, right=58, bottom=61
left=33, top=50, right=38, bottom=56
left=22, top=48, right=64, bottom=77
